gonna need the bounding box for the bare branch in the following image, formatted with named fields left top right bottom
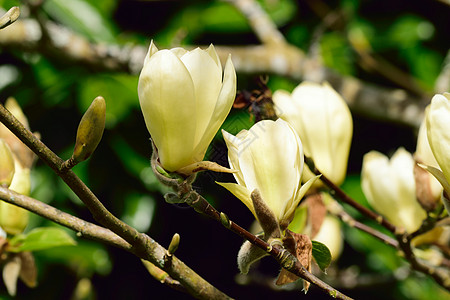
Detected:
left=0, top=14, right=428, bottom=129
left=224, top=0, right=286, bottom=45
left=307, top=158, right=450, bottom=291
left=0, top=186, right=131, bottom=252
left=0, top=103, right=232, bottom=300
left=327, top=200, right=399, bottom=248
left=151, top=155, right=354, bottom=300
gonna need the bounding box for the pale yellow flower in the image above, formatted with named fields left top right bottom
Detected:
left=426, top=93, right=450, bottom=190
left=218, top=119, right=317, bottom=224
left=138, top=41, right=236, bottom=172
left=273, top=82, right=352, bottom=186
left=361, top=148, right=426, bottom=232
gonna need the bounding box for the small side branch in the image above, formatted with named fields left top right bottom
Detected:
left=224, top=0, right=286, bottom=45
left=308, top=159, right=450, bottom=291
left=306, top=158, right=398, bottom=234
left=0, top=186, right=131, bottom=251
left=158, top=172, right=353, bottom=299
left=0, top=104, right=232, bottom=300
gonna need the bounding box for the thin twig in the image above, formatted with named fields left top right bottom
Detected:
left=0, top=186, right=131, bottom=252
left=151, top=155, right=353, bottom=300
left=0, top=104, right=232, bottom=300
left=224, top=0, right=286, bottom=45
left=327, top=201, right=399, bottom=248
left=397, top=233, right=450, bottom=290
left=308, top=159, right=450, bottom=291
left=0, top=13, right=428, bottom=129
left=306, top=158, right=398, bottom=234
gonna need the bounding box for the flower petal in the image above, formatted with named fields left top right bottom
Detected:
left=222, top=129, right=246, bottom=186
left=180, top=48, right=222, bottom=152
left=283, top=175, right=320, bottom=221
left=216, top=182, right=255, bottom=217
left=194, top=55, right=237, bottom=159
left=138, top=50, right=197, bottom=171
left=427, top=93, right=450, bottom=186
left=238, top=119, right=302, bottom=221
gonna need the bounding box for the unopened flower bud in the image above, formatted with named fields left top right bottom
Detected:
left=0, top=139, right=15, bottom=187
left=426, top=93, right=450, bottom=196
left=72, top=96, right=106, bottom=164
left=0, top=98, right=34, bottom=168
left=218, top=119, right=318, bottom=228
left=414, top=106, right=443, bottom=211
left=273, top=82, right=353, bottom=187
left=138, top=41, right=236, bottom=172
left=361, top=148, right=426, bottom=232
left=0, top=161, right=30, bottom=234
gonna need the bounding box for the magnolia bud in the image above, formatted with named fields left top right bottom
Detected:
left=72, top=96, right=106, bottom=164
left=426, top=93, right=450, bottom=196
left=0, top=161, right=30, bottom=235
left=218, top=119, right=318, bottom=227
left=0, top=139, right=15, bottom=187
left=273, top=82, right=353, bottom=187
left=138, top=41, right=236, bottom=172
left=361, top=148, right=426, bottom=232
left=0, top=98, right=34, bottom=169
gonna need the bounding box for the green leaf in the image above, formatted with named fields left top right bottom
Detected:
left=287, top=206, right=308, bottom=233
left=8, top=227, right=76, bottom=253
left=311, top=240, right=331, bottom=273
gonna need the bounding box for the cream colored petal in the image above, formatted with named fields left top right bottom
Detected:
left=222, top=129, right=246, bottom=186
left=195, top=55, right=236, bottom=159
left=390, top=148, right=426, bottom=232
left=291, top=82, right=352, bottom=186
left=205, top=44, right=222, bottom=71
left=138, top=50, right=197, bottom=171
left=283, top=175, right=320, bottom=221
left=427, top=93, right=450, bottom=186
left=416, top=106, right=443, bottom=200
left=416, top=107, right=439, bottom=167
left=216, top=182, right=255, bottom=217
left=361, top=151, right=404, bottom=226
left=313, top=216, right=343, bottom=261
left=180, top=48, right=223, bottom=153
left=9, top=162, right=31, bottom=196
left=142, top=40, right=159, bottom=66
left=170, top=47, right=189, bottom=58
left=238, top=119, right=302, bottom=221
left=272, top=90, right=298, bottom=125
left=361, top=150, right=425, bottom=232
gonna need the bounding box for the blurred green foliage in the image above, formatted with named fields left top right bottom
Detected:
left=1, top=0, right=450, bottom=299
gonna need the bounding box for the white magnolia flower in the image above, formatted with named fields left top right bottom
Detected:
left=361, top=148, right=426, bottom=232
left=138, top=41, right=236, bottom=172
left=426, top=93, right=450, bottom=191
left=273, top=82, right=352, bottom=186
left=218, top=119, right=317, bottom=224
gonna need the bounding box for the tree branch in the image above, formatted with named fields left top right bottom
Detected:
left=224, top=0, right=286, bottom=45
left=307, top=158, right=450, bottom=291
left=0, top=9, right=428, bottom=129
left=0, top=103, right=232, bottom=300
left=327, top=200, right=399, bottom=248
left=151, top=156, right=354, bottom=300
left=0, top=186, right=131, bottom=252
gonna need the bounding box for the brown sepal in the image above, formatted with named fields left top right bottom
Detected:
left=303, top=193, right=327, bottom=238
left=276, top=230, right=313, bottom=292
left=414, top=160, right=440, bottom=211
